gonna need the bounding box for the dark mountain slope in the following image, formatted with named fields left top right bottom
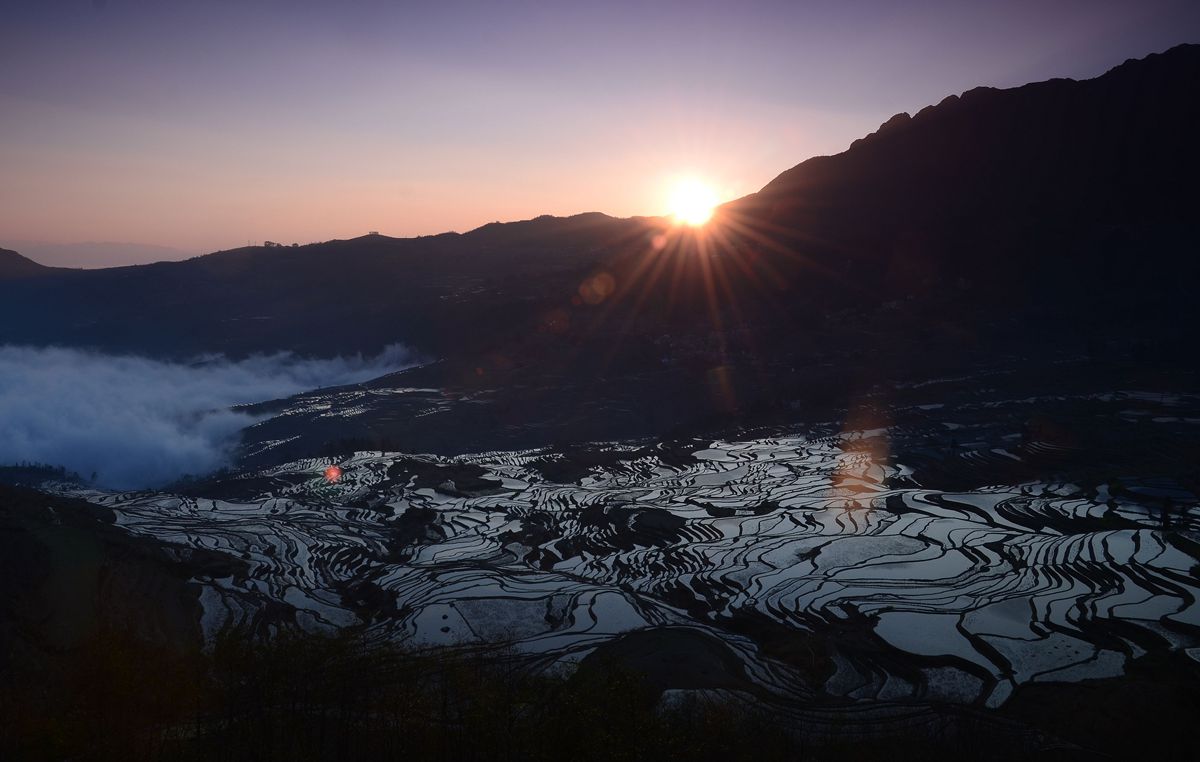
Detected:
left=720, top=44, right=1200, bottom=306
left=2, top=46, right=1197, bottom=362
left=0, top=248, right=56, bottom=280
left=0, top=46, right=1197, bottom=460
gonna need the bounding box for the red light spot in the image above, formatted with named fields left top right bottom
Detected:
left=578, top=272, right=615, bottom=305
left=323, top=465, right=342, bottom=483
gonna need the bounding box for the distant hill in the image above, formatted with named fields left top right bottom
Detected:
left=0, top=248, right=55, bottom=280
left=0, top=212, right=654, bottom=357
left=2, top=240, right=198, bottom=269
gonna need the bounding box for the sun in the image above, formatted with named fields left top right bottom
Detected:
left=667, top=178, right=718, bottom=226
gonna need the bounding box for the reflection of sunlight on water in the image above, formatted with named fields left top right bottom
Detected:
left=832, top=402, right=891, bottom=500
left=65, top=415, right=1200, bottom=706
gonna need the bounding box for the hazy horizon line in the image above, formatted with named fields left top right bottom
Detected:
left=4, top=208, right=685, bottom=269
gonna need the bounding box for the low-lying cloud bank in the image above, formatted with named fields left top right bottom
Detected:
left=0, top=344, right=415, bottom=489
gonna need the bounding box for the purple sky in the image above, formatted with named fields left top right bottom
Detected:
left=2, top=0, right=1197, bottom=266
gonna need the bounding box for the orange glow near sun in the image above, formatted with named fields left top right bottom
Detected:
left=667, top=178, right=718, bottom=226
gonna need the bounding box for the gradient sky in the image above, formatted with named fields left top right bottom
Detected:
left=2, top=0, right=1198, bottom=265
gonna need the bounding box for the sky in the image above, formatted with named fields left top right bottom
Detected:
left=2, top=0, right=1198, bottom=266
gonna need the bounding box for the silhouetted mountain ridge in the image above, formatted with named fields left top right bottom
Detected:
left=0, top=248, right=56, bottom=280
left=734, top=43, right=1199, bottom=289
left=0, top=44, right=1196, bottom=458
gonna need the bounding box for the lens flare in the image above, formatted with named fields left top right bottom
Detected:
left=324, top=465, right=343, bottom=483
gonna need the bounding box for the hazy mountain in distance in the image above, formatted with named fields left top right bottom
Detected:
left=2, top=240, right=199, bottom=268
